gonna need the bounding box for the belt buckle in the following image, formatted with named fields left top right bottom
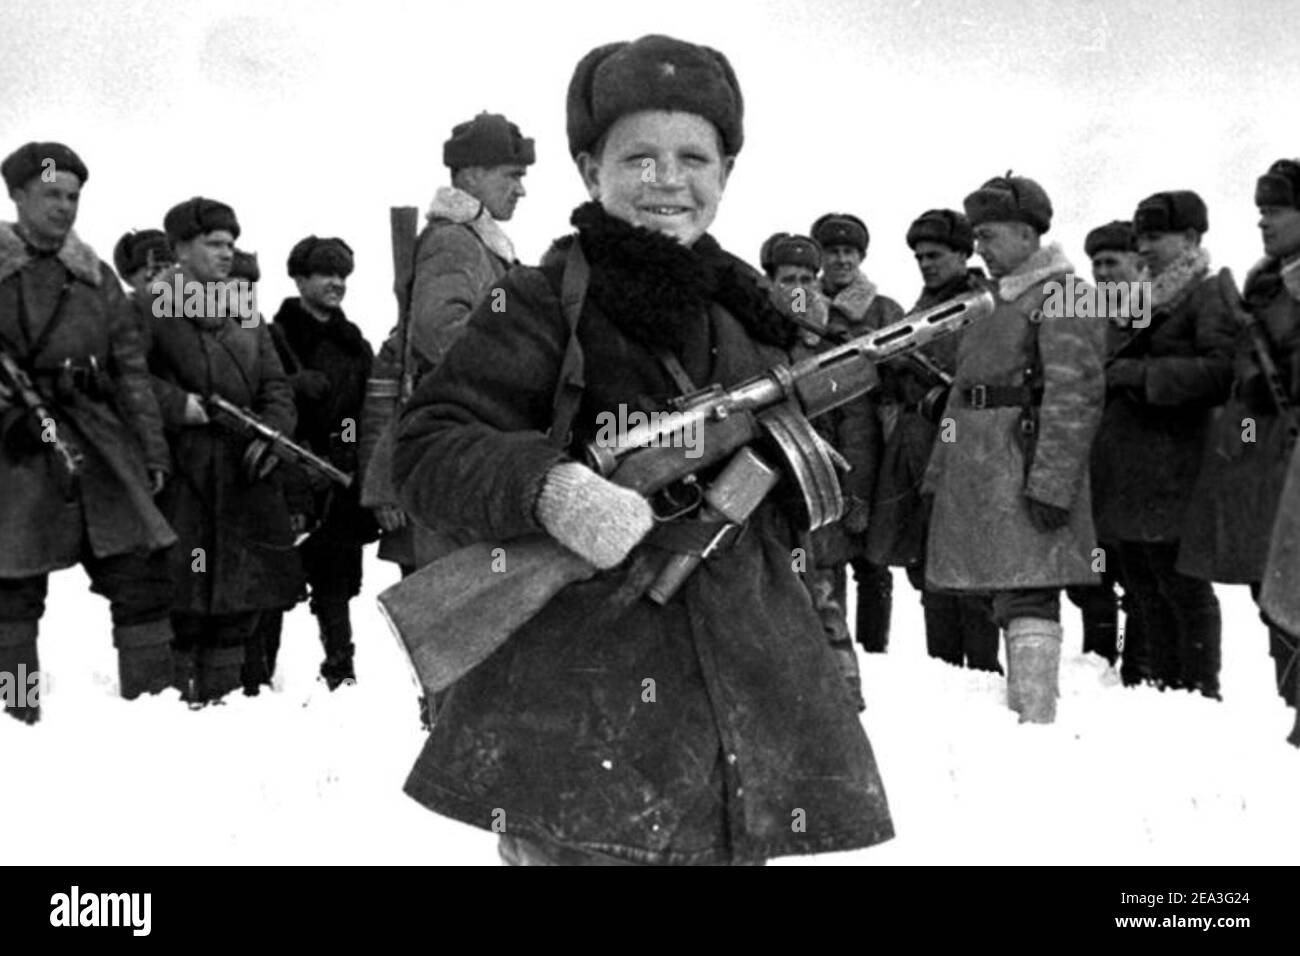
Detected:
left=968, top=384, right=988, bottom=409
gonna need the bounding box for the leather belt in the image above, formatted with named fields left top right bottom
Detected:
left=959, top=384, right=1043, bottom=409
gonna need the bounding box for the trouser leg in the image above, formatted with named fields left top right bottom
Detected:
left=1146, top=542, right=1221, bottom=699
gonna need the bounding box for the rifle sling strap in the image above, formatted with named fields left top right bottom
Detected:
left=547, top=241, right=591, bottom=450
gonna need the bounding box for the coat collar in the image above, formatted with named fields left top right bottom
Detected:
left=426, top=185, right=517, bottom=263
left=1245, top=254, right=1300, bottom=305
left=823, top=270, right=878, bottom=324
left=997, top=242, right=1073, bottom=301
left=0, top=222, right=102, bottom=287
left=1149, top=246, right=1211, bottom=310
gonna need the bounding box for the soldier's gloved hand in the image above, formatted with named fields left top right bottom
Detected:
left=1106, top=359, right=1146, bottom=394
left=242, top=438, right=281, bottom=482
left=373, top=505, right=407, bottom=532
left=1026, top=496, right=1071, bottom=532
left=182, top=393, right=210, bottom=425
left=535, top=462, right=654, bottom=570
left=841, top=496, right=871, bottom=534
left=291, top=370, right=332, bottom=402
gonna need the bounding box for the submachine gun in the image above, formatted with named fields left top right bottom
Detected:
left=378, top=289, right=995, bottom=692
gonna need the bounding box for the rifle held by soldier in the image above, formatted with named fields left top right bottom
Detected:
left=205, top=393, right=353, bottom=489
left=378, top=288, right=995, bottom=693
left=0, top=348, right=84, bottom=478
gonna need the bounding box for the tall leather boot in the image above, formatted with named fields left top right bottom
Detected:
left=1178, top=588, right=1222, bottom=700
left=922, top=591, right=964, bottom=666
left=0, top=620, right=41, bottom=724
left=197, top=645, right=245, bottom=704
left=854, top=562, right=893, bottom=654
left=1268, top=627, right=1299, bottom=707
left=1288, top=666, right=1300, bottom=749
left=959, top=596, right=1003, bottom=674
left=1080, top=594, right=1119, bottom=666
left=1004, top=617, right=1062, bottom=724
left=242, top=610, right=283, bottom=695
left=115, top=619, right=175, bottom=700
left=315, top=599, right=355, bottom=690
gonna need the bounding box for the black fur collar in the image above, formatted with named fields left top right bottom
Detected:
left=565, top=202, right=794, bottom=352
left=273, top=297, right=366, bottom=356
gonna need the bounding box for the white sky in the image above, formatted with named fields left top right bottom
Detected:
left=3, top=0, right=1298, bottom=341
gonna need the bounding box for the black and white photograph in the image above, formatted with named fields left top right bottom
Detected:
left=2, top=0, right=1298, bottom=888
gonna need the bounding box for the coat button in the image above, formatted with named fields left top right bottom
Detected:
left=727, top=753, right=738, bottom=765
left=735, top=787, right=744, bottom=797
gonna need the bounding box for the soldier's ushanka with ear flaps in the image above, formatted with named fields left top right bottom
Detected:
left=566, top=34, right=744, bottom=158
left=811, top=213, right=869, bottom=254
left=1256, top=159, right=1300, bottom=209
left=163, top=197, right=240, bottom=242
left=287, top=236, right=354, bottom=278
left=1133, top=190, right=1207, bottom=235
left=1, top=141, right=88, bottom=191
left=443, top=112, right=535, bottom=170
left=963, top=173, right=1052, bottom=233
left=768, top=235, right=822, bottom=272
left=113, top=229, right=171, bottom=277
left=1084, top=220, right=1137, bottom=258
left=907, top=209, right=973, bottom=255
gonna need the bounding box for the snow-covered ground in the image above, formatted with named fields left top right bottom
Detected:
left=3, top=557, right=1297, bottom=866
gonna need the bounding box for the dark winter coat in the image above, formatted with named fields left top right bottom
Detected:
left=0, top=224, right=175, bottom=577
left=268, top=298, right=377, bottom=548
left=393, top=203, right=894, bottom=865
left=865, top=270, right=983, bottom=568
left=806, top=272, right=901, bottom=567
left=1179, top=257, right=1300, bottom=583
left=140, top=279, right=304, bottom=614
left=363, top=186, right=515, bottom=568
left=924, top=243, right=1106, bottom=590
left=1091, top=250, right=1235, bottom=544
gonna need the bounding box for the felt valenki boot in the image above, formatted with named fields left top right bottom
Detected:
left=1004, top=617, right=1062, bottom=724
left=115, top=619, right=175, bottom=700
left=0, top=620, right=41, bottom=724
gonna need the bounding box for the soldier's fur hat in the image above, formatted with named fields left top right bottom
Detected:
left=906, top=209, right=973, bottom=255
left=287, top=235, right=353, bottom=278
left=1134, top=191, right=1207, bottom=235
left=444, top=112, right=535, bottom=171
left=1084, top=220, right=1137, bottom=258
left=567, top=34, right=744, bottom=159
left=113, top=229, right=172, bottom=278
left=164, top=197, right=240, bottom=242
left=964, top=173, right=1053, bottom=234
left=811, top=213, right=869, bottom=255
left=1255, top=159, right=1300, bottom=210
left=230, top=248, right=261, bottom=282
left=2, top=141, right=88, bottom=192
left=765, top=234, right=822, bottom=275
